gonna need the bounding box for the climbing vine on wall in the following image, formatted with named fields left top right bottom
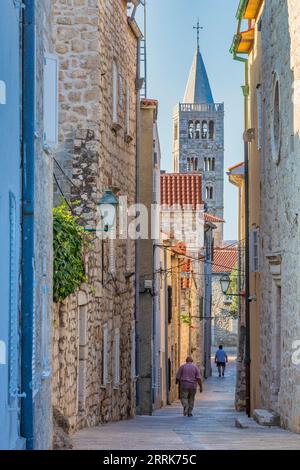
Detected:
left=53, top=202, right=87, bottom=303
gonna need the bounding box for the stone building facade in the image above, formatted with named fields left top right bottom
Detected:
left=259, top=0, right=300, bottom=433
left=231, top=0, right=300, bottom=431
left=52, top=0, right=142, bottom=443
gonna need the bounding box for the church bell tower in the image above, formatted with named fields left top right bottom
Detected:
left=172, top=22, right=224, bottom=233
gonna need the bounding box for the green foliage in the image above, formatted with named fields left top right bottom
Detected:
left=53, top=202, right=86, bottom=303
left=181, top=314, right=191, bottom=325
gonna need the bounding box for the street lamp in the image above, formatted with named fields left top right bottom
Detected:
left=99, top=189, right=119, bottom=231
left=220, top=274, right=231, bottom=295
left=220, top=274, right=247, bottom=298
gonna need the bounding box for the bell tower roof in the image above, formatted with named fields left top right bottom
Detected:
left=183, top=48, right=214, bottom=104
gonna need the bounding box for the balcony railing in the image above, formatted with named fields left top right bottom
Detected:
left=179, top=103, right=224, bottom=113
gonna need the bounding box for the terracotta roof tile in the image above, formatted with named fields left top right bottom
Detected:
left=212, top=248, right=238, bottom=274
left=204, top=213, right=225, bottom=223
left=160, top=173, right=203, bottom=209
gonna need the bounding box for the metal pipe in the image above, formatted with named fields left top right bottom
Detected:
left=164, top=247, right=170, bottom=405
left=21, top=0, right=35, bottom=450
left=232, top=51, right=251, bottom=417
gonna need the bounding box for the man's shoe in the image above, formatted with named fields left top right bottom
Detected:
left=219, top=374, right=221, bottom=377
left=222, top=372, right=225, bottom=377
left=183, top=408, right=187, bottom=416
left=188, top=413, right=193, bottom=417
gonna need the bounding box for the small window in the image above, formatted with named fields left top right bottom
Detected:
left=204, top=158, right=207, bottom=171
left=209, top=121, right=214, bottom=140
left=206, top=185, right=214, bottom=200
left=195, top=121, right=201, bottom=139
left=113, top=328, right=120, bottom=386
left=44, top=53, right=59, bottom=147
left=102, top=324, right=109, bottom=386
left=188, top=121, right=194, bottom=139
left=126, top=83, right=130, bottom=136
left=131, top=321, right=136, bottom=380
left=202, top=121, right=208, bottom=139
left=112, top=61, right=118, bottom=124
left=174, top=122, right=178, bottom=140
left=256, top=85, right=262, bottom=151
left=195, top=158, right=198, bottom=171
left=168, top=286, right=172, bottom=324
left=212, top=158, right=215, bottom=171
left=187, top=157, right=190, bottom=171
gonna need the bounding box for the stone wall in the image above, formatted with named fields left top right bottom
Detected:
left=260, top=0, right=300, bottom=433
left=52, top=0, right=139, bottom=443
left=212, top=275, right=238, bottom=348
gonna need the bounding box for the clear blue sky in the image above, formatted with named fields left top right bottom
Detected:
left=143, top=0, right=244, bottom=241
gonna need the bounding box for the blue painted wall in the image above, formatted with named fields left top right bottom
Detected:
left=0, top=0, right=25, bottom=450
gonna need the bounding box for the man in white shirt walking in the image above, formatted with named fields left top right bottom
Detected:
left=215, top=345, right=228, bottom=377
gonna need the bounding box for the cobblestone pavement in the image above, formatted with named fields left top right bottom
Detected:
left=73, top=355, right=300, bottom=450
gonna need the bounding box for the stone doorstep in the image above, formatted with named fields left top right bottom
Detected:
left=235, top=415, right=261, bottom=429
left=253, top=409, right=281, bottom=427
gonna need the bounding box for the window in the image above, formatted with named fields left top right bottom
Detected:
left=125, top=83, right=130, bottom=136
left=174, top=122, right=178, bottom=140
left=112, top=61, right=118, bottom=125
left=206, top=185, right=214, bottom=200
left=195, top=121, right=201, bottom=139
left=209, top=121, right=214, bottom=140
left=204, top=158, right=208, bottom=171
left=271, top=75, right=281, bottom=163
left=168, top=286, right=172, bottom=324
left=131, top=321, right=136, bottom=380
left=187, top=157, right=190, bottom=171
left=256, top=85, right=262, bottom=151
left=102, top=324, right=109, bottom=386
left=78, top=306, right=87, bottom=411
left=211, top=158, right=215, bottom=171
left=43, top=53, right=59, bottom=147
left=202, top=121, right=208, bottom=139
left=188, top=121, right=194, bottom=139
left=113, top=328, right=120, bottom=386
left=250, top=228, right=260, bottom=273
left=195, top=158, right=198, bottom=171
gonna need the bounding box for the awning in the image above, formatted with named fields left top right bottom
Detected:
left=235, top=28, right=255, bottom=54
left=243, top=0, right=264, bottom=20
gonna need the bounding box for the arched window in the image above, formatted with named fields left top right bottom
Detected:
left=187, top=157, right=190, bottom=171
left=204, top=158, right=207, bottom=171
left=174, top=122, right=178, bottom=141
left=195, top=158, right=198, bottom=171
left=202, top=121, right=208, bottom=139
left=206, top=185, right=214, bottom=200
left=188, top=121, right=194, bottom=139
left=209, top=121, right=214, bottom=140
left=195, top=121, right=201, bottom=139
left=212, top=158, right=215, bottom=171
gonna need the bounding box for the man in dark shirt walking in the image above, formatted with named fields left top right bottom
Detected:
left=176, top=356, right=203, bottom=417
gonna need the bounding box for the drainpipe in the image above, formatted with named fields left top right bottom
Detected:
left=21, top=0, right=35, bottom=450
left=232, top=49, right=251, bottom=417
left=164, top=247, right=170, bottom=405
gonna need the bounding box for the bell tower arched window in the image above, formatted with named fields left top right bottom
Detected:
left=188, top=121, right=194, bottom=139
left=209, top=121, right=214, bottom=140
left=202, top=121, right=208, bottom=139
left=206, top=185, right=214, bottom=200
left=195, top=121, right=200, bottom=139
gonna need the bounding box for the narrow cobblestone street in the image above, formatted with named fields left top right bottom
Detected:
left=73, top=354, right=300, bottom=450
